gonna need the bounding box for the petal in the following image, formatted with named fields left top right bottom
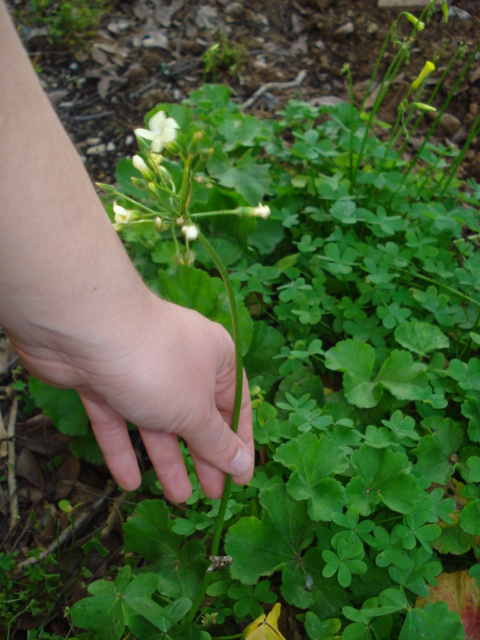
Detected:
left=134, top=128, right=157, bottom=141
left=148, top=110, right=167, bottom=132
left=151, top=138, right=164, bottom=153
left=165, top=117, right=180, bottom=131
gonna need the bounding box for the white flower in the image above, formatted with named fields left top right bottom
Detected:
left=132, top=155, right=154, bottom=180
left=251, top=203, right=271, bottom=219
left=134, top=111, right=180, bottom=153
left=181, top=223, right=198, bottom=241
left=113, top=202, right=133, bottom=224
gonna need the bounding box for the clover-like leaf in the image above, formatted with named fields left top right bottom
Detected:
left=274, top=432, right=348, bottom=520
left=413, top=418, right=464, bottom=484
left=394, top=321, right=449, bottom=357
left=325, top=341, right=427, bottom=408
left=400, top=602, right=465, bottom=640
left=346, top=446, right=420, bottom=515
left=123, top=500, right=208, bottom=599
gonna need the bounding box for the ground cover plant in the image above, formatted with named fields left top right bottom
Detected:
left=5, top=2, right=480, bottom=638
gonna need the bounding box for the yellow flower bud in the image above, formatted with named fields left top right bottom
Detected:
left=411, top=61, right=435, bottom=90
left=412, top=102, right=437, bottom=112
left=442, top=0, right=448, bottom=23
left=404, top=12, right=425, bottom=32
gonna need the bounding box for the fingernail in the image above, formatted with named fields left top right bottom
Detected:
left=230, top=448, right=252, bottom=476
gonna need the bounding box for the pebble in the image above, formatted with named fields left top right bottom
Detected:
left=367, top=23, right=379, bottom=35
left=86, top=144, right=106, bottom=156
left=334, top=22, right=355, bottom=37
left=86, top=137, right=102, bottom=146
left=448, top=6, right=472, bottom=20
left=437, top=113, right=462, bottom=136
left=125, top=135, right=134, bottom=145
left=315, top=40, right=326, bottom=51
left=106, top=141, right=116, bottom=152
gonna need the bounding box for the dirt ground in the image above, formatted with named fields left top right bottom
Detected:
left=7, top=0, right=480, bottom=183
left=1, top=0, right=480, bottom=636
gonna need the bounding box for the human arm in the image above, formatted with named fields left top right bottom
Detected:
left=0, top=1, right=254, bottom=503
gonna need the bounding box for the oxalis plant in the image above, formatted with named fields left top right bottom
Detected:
left=19, top=1, right=480, bottom=639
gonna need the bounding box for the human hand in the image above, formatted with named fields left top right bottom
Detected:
left=9, top=293, right=254, bottom=503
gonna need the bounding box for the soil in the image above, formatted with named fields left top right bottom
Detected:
left=1, top=0, right=480, bottom=636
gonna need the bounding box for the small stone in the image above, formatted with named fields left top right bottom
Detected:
left=69, top=62, right=78, bottom=71
left=310, top=95, right=343, bottom=107
left=437, top=113, right=462, bottom=136
left=448, top=6, right=472, bottom=20
left=86, top=144, right=106, bottom=156
left=106, top=141, right=116, bottom=152
left=315, top=40, right=326, bottom=51
left=125, top=135, right=134, bottom=145
left=86, top=137, right=102, bottom=145
left=334, top=22, right=354, bottom=37
left=452, top=125, right=468, bottom=144
left=367, top=23, right=379, bottom=35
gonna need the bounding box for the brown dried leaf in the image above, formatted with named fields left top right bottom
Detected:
left=54, top=456, right=81, bottom=500
left=17, top=448, right=45, bottom=489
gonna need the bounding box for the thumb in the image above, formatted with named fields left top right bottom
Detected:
left=182, top=407, right=254, bottom=484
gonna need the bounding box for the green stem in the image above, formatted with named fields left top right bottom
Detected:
left=438, top=119, right=480, bottom=199
left=344, top=65, right=355, bottom=188
left=190, top=207, right=255, bottom=219
left=179, top=155, right=193, bottom=216
left=185, top=231, right=244, bottom=625
left=394, top=41, right=480, bottom=197
left=398, top=45, right=463, bottom=156
left=352, top=47, right=407, bottom=188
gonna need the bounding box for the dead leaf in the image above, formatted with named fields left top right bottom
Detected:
left=195, top=5, right=218, bottom=30
left=154, top=0, right=185, bottom=27
left=415, top=571, right=480, bottom=640
left=17, top=448, right=45, bottom=489
left=142, top=30, right=169, bottom=49
left=54, top=456, right=80, bottom=500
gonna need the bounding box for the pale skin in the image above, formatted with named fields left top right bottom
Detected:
left=0, top=2, right=254, bottom=503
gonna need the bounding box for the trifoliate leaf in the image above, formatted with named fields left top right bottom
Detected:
left=346, top=446, right=420, bottom=515
left=209, top=146, right=272, bottom=204
left=274, top=433, right=348, bottom=521
left=448, top=358, right=480, bottom=392
left=394, top=321, right=449, bottom=357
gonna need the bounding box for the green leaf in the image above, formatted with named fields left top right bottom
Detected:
left=324, top=341, right=427, bottom=408
left=70, top=596, right=124, bottom=640
left=274, top=433, right=348, bottom=521
left=225, top=484, right=315, bottom=586
left=244, top=321, right=285, bottom=392
left=304, top=612, right=341, bottom=640
left=448, top=358, right=480, bottom=391
left=123, top=500, right=208, bottom=599
left=157, top=265, right=253, bottom=354
left=413, top=418, right=464, bottom=484
left=460, top=499, right=480, bottom=536
left=394, top=321, right=449, bottom=357
left=400, top=602, right=465, bottom=640
left=346, top=446, right=420, bottom=515
left=29, top=377, right=89, bottom=436
left=208, top=146, right=272, bottom=204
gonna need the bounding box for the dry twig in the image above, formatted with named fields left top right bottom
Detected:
left=241, top=70, right=307, bottom=110
left=15, top=483, right=116, bottom=575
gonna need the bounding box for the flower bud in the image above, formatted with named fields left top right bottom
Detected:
left=181, top=223, right=198, bottom=241
left=154, top=216, right=163, bottom=231
left=411, top=61, right=435, bottom=90
left=404, top=12, right=425, bottom=32
left=442, top=0, right=448, bottom=23
left=250, top=203, right=271, bottom=219
left=113, top=202, right=136, bottom=224
left=412, top=102, right=437, bottom=112
left=96, top=182, right=116, bottom=194
left=132, top=155, right=154, bottom=181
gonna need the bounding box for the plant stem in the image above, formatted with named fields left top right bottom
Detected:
left=438, top=118, right=480, bottom=199
left=185, top=231, right=244, bottom=625
left=395, top=41, right=480, bottom=196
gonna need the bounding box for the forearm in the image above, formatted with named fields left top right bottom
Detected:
left=0, top=2, right=150, bottom=360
